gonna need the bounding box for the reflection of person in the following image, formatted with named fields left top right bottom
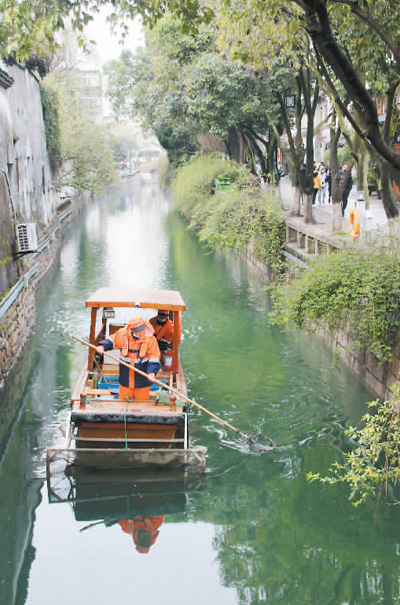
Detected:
left=119, top=516, right=165, bottom=554
left=97, top=317, right=160, bottom=401
left=150, top=310, right=173, bottom=352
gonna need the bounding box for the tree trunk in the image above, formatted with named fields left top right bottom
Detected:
left=361, top=151, right=370, bottom=210
left=329, top=118, right=341, bottom=232
left=380, top=159, right=399, bottom=219
left=226, top=127, right=246, bottom=164
left=303, top=192, right=314, bottom=223
left=332, top=200, right=343, bottom=232
left=290, top=182, right=301, bottom=216
left=304, top=0, right=400, bottom=173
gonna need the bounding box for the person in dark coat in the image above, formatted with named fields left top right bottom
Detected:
left=341, top=164, right=353, bottom=217
left=325, top=168, right=332, bottom=203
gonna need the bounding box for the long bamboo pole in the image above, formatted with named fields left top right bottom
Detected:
left=72, top=335, right=275, bottom=450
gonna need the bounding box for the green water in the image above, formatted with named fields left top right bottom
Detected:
left=0, top=178, right=399, bottom=605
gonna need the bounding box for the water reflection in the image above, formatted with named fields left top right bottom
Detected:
left=1, top=177, right=400, bottom=604
left=48, top=468, right=201, bottom=556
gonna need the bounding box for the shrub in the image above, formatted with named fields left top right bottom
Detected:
left=40, top=84, right=61, bottom=173
left=308, top=383, right=400, bottom=506
left=171, top=154, right=286, bottom=272
left=269, top=245, right=400, bottom=362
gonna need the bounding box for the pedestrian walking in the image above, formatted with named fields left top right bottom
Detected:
left=341, top=164, right=353, bottom=217
left=313, top=168, right=321, bottom=205
left=318, top=166, right=327, bottom=203
left=326, top=168, right=332, bottom=203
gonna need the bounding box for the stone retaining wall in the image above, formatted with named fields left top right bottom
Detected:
left=241, top=241, right=398, bottom=402
left=0, top=194, right=89, bottom=390
left=0, top=284, right=35, bottom=390
left=314, top=326, right=400, bottom=402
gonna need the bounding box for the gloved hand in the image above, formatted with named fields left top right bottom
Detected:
left=94, top=352, right=103, bottom=365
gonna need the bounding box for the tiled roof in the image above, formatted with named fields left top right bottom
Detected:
left=0, top=67, right=14, bottom=89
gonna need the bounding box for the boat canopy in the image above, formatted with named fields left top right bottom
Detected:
left=85, top=287, right=185, bottom=312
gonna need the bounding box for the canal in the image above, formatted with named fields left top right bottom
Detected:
left=1, top=176, right=400, bottom=604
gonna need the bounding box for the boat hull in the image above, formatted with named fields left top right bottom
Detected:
left=46, top=446, right=207, bottom=474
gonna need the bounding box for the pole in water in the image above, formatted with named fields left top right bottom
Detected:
left=72, top=335, right=276, bottom=453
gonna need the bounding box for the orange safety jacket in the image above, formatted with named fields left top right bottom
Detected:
left=100, top=319, right=160, bottom=389
left=149, top=317, right=174, bottom=348
left=119, top=516, right=165, bottom=553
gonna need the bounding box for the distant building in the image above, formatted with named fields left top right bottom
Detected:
left=57, top=69, right=103, bottom=124
left=313, top=94, right=330, bottom=163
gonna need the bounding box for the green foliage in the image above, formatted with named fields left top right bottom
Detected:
left=105, top=16, right=274, bottom=166
left=158, top=155, right=173, bottom=189
left=269, top=245, right=400, bottom=363
left=171, top=154, right=286, bottom=271
left=43, top=74, right=119, bottom=192
left=40, top=83, right=62, bottom=173
left=308, top=383, right=400, bottom=506
left=337, top=143, right=353, bottom=168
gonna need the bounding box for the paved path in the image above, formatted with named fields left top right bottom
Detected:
left=278, top=177, right=389, bottom=237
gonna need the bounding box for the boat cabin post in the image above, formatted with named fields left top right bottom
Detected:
left=172, top=310, right=181, bottom=377
left=88, top=308, right=98, bottom=370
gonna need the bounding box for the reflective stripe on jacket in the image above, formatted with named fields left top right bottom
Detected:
left=99, top=327, right=160, bottom=389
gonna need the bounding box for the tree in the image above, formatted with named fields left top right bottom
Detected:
left=43, top=74, right=119, bottom=191
left=105, top=18, right=279, bottom=169
left=0, top=0, right=210, bottom=63
left=6, top=0, right=400, bottom=217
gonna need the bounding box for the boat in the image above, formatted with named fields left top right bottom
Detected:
left=46, top=287, right=207, bottom=475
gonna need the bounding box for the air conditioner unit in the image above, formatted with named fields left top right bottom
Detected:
left=16, top=223, right=38, bottom=253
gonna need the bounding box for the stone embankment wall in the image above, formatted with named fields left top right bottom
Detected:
left=0, top=61, right=89, bottom=390
left=0, top=61, right=58, bottom=298
left=315, top=326, right=400, bottom=402
left=242, top=241, right=398, bottom=402
left=0, top=285, right=35, bottom=387
left=0, top=196, right=90, bottom=390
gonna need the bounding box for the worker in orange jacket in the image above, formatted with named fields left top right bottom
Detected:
left=97, top=317, right=160, bottom=401
left=119, top=516, right=165, bottom=554
left=149, top=310, right=174, bottom=352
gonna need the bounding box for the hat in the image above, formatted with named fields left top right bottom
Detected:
left=135, top=528, right=152, bottom=554
left=158, top=310, right=169, bottom=316
left=128, top=317, right=154, bottom=337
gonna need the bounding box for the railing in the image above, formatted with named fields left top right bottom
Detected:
left=0, top=262, right=40, bottom=319
left=0, top=195, right=77, bottom=319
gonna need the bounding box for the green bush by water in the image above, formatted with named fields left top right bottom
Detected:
left=171, top=154, right=286, bottom=272
left=308, top=383, right=400, bottom=506
left=269, top=245, right=400, bottom=363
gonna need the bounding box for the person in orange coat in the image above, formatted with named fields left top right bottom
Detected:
left=119, top=516, right=165, bottom=554
left=149, top=310, right=173, bottom=352
left=312, top=168, right=321, bottom=205
left=97, top=317, right=160, bottom=401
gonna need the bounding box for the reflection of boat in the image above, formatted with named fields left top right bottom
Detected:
left=48, top=467, right=203, bottom=553
left=48, top=467, right=197, bottom=518
left=47, top=287, right=206, bottom=475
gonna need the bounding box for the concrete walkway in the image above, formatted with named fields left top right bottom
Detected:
left=278, top=176, right=389, bottom=237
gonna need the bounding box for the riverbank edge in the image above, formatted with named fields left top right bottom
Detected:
left=0, top=192, right=91, bottom=391
left=240, top=245, right=399, bottom=402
